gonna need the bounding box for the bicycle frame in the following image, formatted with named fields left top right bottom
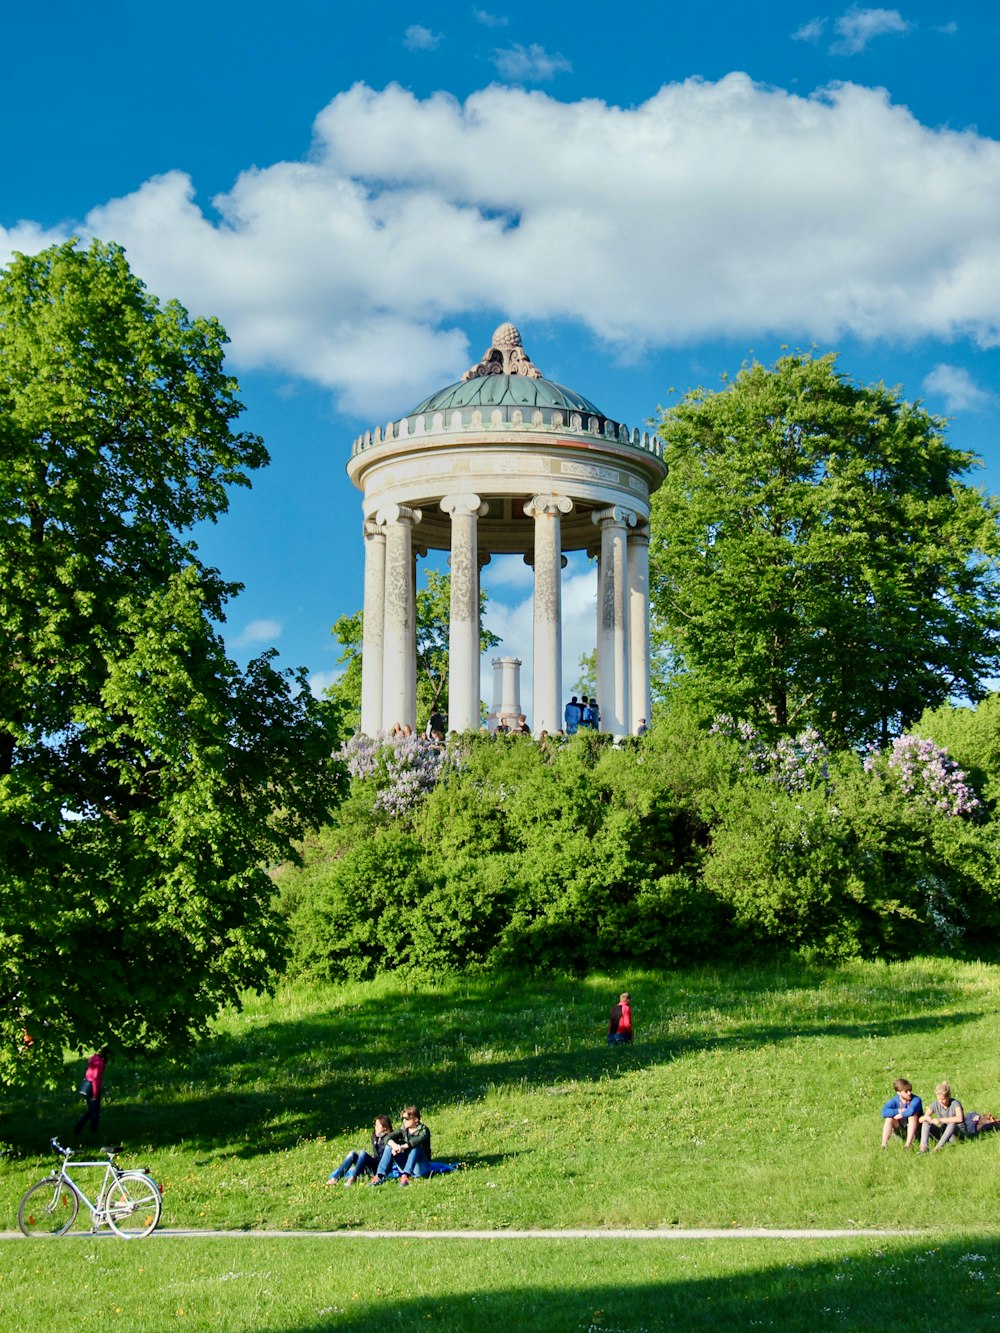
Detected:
left=55, top=1155, right=122, bottom=1225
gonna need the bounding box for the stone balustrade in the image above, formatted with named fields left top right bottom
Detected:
left=352, top=404, right=662, bottom=459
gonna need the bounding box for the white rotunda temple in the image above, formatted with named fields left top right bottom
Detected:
left=347, top=324, right=667, bottom=737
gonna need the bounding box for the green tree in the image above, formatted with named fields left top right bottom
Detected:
left=328, top=569, right=499, bottom=732
left=649, top=352, right=1000, bottom=747
left=572, top=649, right=596, bottom=698
left=0, top=239, right=335, bottom=1087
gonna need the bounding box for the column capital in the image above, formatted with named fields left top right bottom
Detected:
left=627, top=523, right=651, bottom=547
left=524, top=494, right=573, bottom=520
left=440, top=493, right=489, bottom=519
left=593, top=505, right=638, bottom=529
left=363, top=519, right=386, bottom=539
left=524, top=553, right=567, bottom=569
left=375, top=503, right=422, bottom=527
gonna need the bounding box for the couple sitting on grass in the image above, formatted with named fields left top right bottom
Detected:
left=880, top=1078, right=1000, bottom=1152
left=326, top=1105, right=432, bottom=1188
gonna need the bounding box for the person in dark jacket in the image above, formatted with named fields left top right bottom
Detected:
left=608, top=993, right=633, bottom=1045
left=370, top=1105, right=432, bottom=1186
left=327, top=1115, right=396, bottom=1185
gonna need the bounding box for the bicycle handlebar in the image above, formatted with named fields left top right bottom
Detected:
left=50, top=1137, right=72, bottom=1158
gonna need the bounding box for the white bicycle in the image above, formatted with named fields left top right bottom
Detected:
left=18, top=1138, right=162, bottom=1239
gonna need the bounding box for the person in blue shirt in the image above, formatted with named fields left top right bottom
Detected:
left=881, top=1078, right=923, bottom=1148
left=564, top=696, right=583, bottom=735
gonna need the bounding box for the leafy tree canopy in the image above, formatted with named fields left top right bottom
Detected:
left=649, top=352, right=1000, bottom=747
left=0, top=239, right=336, bottom=1087
left=328, top=569, right=499, bottom=732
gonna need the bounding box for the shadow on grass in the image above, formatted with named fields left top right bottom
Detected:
left=297, top=1235, right=1000, bottom=1331
left=2, top=961, right=985, bottom=1161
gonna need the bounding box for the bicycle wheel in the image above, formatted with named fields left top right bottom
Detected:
left=105, top=1173, right=161, bottom=1238
left=18, top=1177, right=79, bottom=1237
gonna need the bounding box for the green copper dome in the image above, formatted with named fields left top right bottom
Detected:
left=408, top=374, right=605, bottom=418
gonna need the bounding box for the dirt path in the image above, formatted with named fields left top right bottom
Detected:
left=0, top=1226, right=917, bottom=1240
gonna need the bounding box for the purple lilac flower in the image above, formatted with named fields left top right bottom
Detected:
left=873, top=735, right=981, bottom=818
left=711, top=716, right=829, bottom=792
left=339, top=731, right=456, bottom=814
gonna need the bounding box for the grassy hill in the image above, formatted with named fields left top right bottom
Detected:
left=3, top=959, right=1000, bottom=1328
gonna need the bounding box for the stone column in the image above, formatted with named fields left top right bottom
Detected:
left=588, top=542, right=602, bottom=715
left=441, top=494, right=489, bottom=733
left=376, top=503, right=421, bottom=733
left=525, top=495, right=573, bottom=735
left=360, top=519, right=386, bottom=737
left=628, top=524, right=651, bottom=734
left=593, top=505, right=636, bottom=736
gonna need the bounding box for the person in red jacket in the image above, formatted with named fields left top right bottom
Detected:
left=608, top=993, right=633, bottom=1045
left=73, top=1047, right=109, bottom=1135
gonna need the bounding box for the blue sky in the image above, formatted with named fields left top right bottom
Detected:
left=4, top=1, right=999, bottom=704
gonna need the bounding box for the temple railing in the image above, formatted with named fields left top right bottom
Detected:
left=351, top=404, right=663, bottom=460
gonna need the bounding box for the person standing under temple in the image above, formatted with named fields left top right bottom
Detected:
left=564, top=696, right=583, bottom=735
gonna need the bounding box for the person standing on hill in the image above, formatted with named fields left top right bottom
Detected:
left=73, top=1047, right=109, bottom=1135
left=608, top=993, right=633, bottom=1045
left=564, top=696, right=583, bottom=735
left=582, top=697, right=600, bottom=730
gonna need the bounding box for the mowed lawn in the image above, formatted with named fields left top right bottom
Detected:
left=3, top=960, right=1000, bottom=1329
left=3, top=1234, right=1000, bottom=1330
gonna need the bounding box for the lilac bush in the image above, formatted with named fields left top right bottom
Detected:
left=340, top=731, right=453, bottom=815
left=864, top=735, right=981, bottom=818
left=710, top=715, right=830, bottom=792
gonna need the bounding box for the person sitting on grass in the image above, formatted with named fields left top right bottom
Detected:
left=881, top=1077, right=923, bottom=1148
left=919, top=1083, right=964, bottom=1152
left=326, top=1115, right=397, bottom=1186
left=370, top=1105, right=432, bottom=1187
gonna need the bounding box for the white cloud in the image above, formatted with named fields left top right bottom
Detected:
left=922, top=363, right=996, bottom=412
left=492, top=43, right=571, bottom=81
left=232, top=617, right=283, bottom=647
left=1, top=219, right=73, bottom=270
left=832, top=7, right=910, bottom=54
left=404, top=24, right=443, bottom=51
left=937, top=21, right=958, bottom=35
left=792, top=17, right=827, bottom=42
left=474, top=8, right=508, bottom=27
left=9, top=75, right=996, bottom=418
left=484, top=552, right=534, bottom=593
left=308, top=668, right=343, bottom=698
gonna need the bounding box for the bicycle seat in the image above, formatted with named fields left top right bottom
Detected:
left=100, top=1145, right=123, bottom=1156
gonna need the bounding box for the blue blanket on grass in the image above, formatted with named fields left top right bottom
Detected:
left=387, top=1161, right=458, bottom=1177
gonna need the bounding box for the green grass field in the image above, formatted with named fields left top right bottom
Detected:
left=3, top=1234, right=1000, bottom=1330
left=3, top=959, right=1000, bottom=1329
